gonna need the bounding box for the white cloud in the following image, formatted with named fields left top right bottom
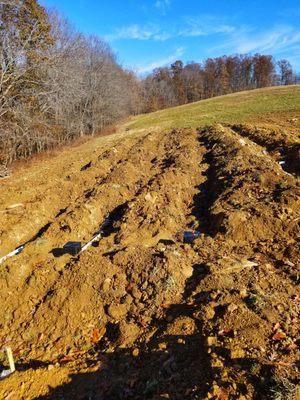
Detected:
left=105, top=24, right=171, bottom=42
left=210, top=25, right=300, bottom=57
left=181, top=16, right=235, bottom=37
left=105, top=15, right=236, bottom=42
left=237, top=26, right=300, bottom=54
left=136, top=46, right=185, bottom=74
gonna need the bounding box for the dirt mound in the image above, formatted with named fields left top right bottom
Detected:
left=0, top=122, right=299, bottom=399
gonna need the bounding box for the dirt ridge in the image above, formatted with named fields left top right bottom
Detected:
left=0, top=121, right=299, bottom=400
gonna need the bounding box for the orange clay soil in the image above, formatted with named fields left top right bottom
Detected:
left=0, top=116, right=299, bottom=400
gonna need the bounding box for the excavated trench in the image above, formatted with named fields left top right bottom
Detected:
left=0, top=124, right=299, bottom=400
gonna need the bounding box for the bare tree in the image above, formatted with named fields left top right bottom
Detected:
left=0, top=3, right=142, bottom=164
left=277, top=59, right=293, bottom=85
left=141, top=53, right=295, bottom=114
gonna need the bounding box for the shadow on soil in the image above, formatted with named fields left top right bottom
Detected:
left=29, top=261, right=281, bottom=400
left=37, top=332, right=210, bottom=400
left=190, top=130, right=228, bottom=237
left=34, top=263, right=213, bottom=400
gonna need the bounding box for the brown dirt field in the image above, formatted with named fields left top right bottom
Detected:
left=0, top=116, right=299, bottom=399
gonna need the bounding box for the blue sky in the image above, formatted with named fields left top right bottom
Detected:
left=40, top=0, right=300, bottom=73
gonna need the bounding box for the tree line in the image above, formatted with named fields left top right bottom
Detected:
left=0, top=0, right=141, bottom=165
left=0, top=0, right=298, bottom=166
left=141, top=55, right=298, bottom=112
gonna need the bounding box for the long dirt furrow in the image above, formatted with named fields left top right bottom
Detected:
left=0, top=129, right=202, bottom=361
left=229, top=123, right=300, bottom=176
left=187, top=125, right=300, bottom=399
left=26, top=130, right=206, bottom=353
left=198, top=124, right=299, bottom=244
left=0, top=123, right=299, bottom=400
left=18, top=129, right=213, bottom=399
left=0, top=132, right=143, bottom=257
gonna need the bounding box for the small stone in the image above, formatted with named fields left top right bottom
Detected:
left=145, top=192, right=157, bottom=203
left=240, top=289, right=247, bottom=298
left=211, top=358, right=224, bottom=368
left=228, top=303, right=238, bottom=313
left=102, top=278, right=111, bottom=292
left=177, top=338, right=185, bottom=344
left=207, top=336, right=217, bottom=347
left=47, top=364, right=55, bottom=371
left=241, top=259, right=258, bottom=268
left=141, top=281, right=148, bottom=290
left=205, top=306, right=215, bottom=320
left=221, top=370, right=228, bottom=379
left=284, top=260, right=295, bottom=267
left=132, top=348, right=139, bottom=357
left=107, top=303, right=127, bottom=320
left=277, top=304, right=285, bottom=313
left=212, top=384, right=220, bottom=395
left=158, top=342, right=167, bottom=350
left=230, top=348, right=245, bottom=359
left=157, top=243, right=167, bottom=252
left=210, top=292, right=219, bottom=300
left=182, top=264, right=193, bottom=279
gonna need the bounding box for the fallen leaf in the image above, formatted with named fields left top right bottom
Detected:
left=92, top=327, right=106, bottom=343
left=219, top=387, right=229, bottom=400
left=126, top=282, right=134, bottom=293
left=272, top=331, right=286, bottom=341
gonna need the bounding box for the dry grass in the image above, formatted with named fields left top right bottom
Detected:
left=8, top=125, right=119, bottom=175
left=7, top=86, right=300, bottom=175
left=126, top=85, right=300, bottom=131
left=271, top=378, right=300, bottom=400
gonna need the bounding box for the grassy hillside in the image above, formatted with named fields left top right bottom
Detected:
left=126, top=85, right=300, bottom=131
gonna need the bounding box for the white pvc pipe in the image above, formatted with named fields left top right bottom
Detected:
left=0, top=246, right=24, bottom=265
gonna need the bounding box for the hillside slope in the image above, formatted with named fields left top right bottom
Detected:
left=0, top=87, right=299, bottom=400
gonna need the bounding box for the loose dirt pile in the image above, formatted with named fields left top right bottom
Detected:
left=0, top=120, right=299, bottom=399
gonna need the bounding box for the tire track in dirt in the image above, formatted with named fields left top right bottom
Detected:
left=195, top=125, right=299, bottom=288
left=0, top=132, right=159, bottom=267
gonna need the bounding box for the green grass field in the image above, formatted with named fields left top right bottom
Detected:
left=126, top=85, right=300, bottom=131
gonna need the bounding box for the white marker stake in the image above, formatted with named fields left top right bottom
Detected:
left=6, top=347, right=15, bottom=373
left=81, top=232, right=102, bottom=253
left=0, top=246, right=24, bottom=265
